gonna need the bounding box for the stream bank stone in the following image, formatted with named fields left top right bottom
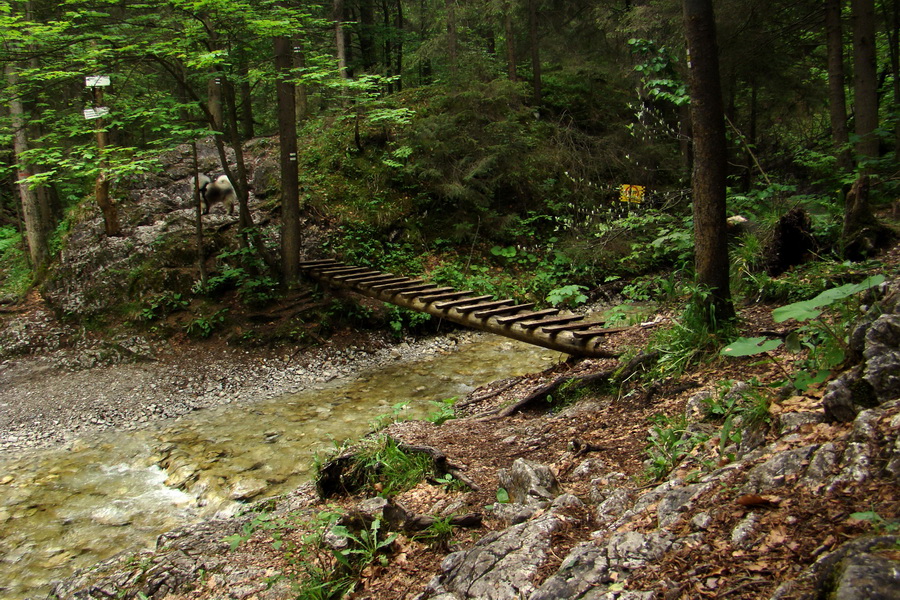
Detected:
left=419, top=494, right=583, bottom=600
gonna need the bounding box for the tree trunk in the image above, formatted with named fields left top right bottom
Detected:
left=395, top=0, right=404, bottom=91
left=238, top=49, right=254, bottom=140
left=683, top=0, right=734, bottom=321
left=882, top=0, right=900, bottom=153
left=383, top=0, right=393, bottom=93
left=826, top=0, right=852, bottom=171
left=334, top=0, right=349, bottom=79
left=851, top=0, right=879, bottom=162
left=446, top=0, right=458, bottom=78
left=528, top=0, right=542, bottom=105
left=358, top=0, right=376, bottom=72
left=841, top=0, right=882, bottom=258
left=191, top=142, right=208, bottom=289
left=504, top=2, right=517, bottom=81
left=92, top=85, right=121, bottom=237
left=276, top=35, right=301, bottom=285
left=5, top=62, right=49, bottom=274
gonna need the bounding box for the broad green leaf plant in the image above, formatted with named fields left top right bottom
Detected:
left=722, top=275, right=884, bottom=390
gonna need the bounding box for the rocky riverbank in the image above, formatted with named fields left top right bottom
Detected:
left=0, top=302, right=479, bottom=453
left=45, top=277, right=900, bottom=600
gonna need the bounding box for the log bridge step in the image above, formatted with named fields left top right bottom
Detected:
left=299, top=260, right=619, bottom=357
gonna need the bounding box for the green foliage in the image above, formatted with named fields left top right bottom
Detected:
left=651, top=284, right=737, bottom=377
left=385, top=305, right=433, bottom=339
left=369, top=402, right=409, bottom=432
left=427, top=397, right=457, bottom=425
left=140, top=292, right=189, bottom=322
left=184, top=309, right=228, bottom=339
left=644, top=414, right=702, bottom=481
left=328, top=435, right=437, bottom=497
left=495, top=488, right=510, bottom=504
left=0, top=226, right=31, bottom=298
left=771, top=275, right=885, bottom=323
left=546, top=285, right=588, bottom=308
left=848, top=511, right=900, bottom=534
left=412, top=516, right=455, bottom=550
left=326, top=222, right=424, bottom=275
left=201, top=248, right=279, bottom=307
left=723, top=274, right=884, bottom=391
left=330, top=518, right=397, bottom=571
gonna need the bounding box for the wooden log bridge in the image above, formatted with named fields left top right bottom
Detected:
left=299, top=259, right=619, bottom=358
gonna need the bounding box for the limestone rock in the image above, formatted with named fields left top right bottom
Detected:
left=420, top=495, right=583, bottom=600
left=830, top=551, right=900, bottom=599
left=497, top=459, right=559, bottom=506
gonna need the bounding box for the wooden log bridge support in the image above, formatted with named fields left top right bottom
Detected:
left=299, top=259, right=619, bottom=358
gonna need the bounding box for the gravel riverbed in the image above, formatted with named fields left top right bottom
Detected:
left=0, top=306, right=477, bottom=453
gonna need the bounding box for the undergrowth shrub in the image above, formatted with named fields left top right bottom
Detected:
left=0, top=226, right=31, bottom=298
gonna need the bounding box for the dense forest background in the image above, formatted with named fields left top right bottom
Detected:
left=0, top=0, right=897, bottom=338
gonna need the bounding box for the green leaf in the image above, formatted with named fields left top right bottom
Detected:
left=772, top=300, right=822, bottom=323
left=784, top=331, right=803, bottom=353
left=721, top=337, right=783, bottom=357
left=773, top=275, right=885, bottom=323
left=792, top=369, right=831, bottom=391
left=496, top=488, right=510, bottom=504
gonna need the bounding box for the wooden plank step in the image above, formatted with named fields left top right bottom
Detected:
left=331, top=269, right=381, bottom=281
left=319, top=266, right=370, bottom=275
left=368, top=277, right=416, bottom=290
left=475, top=303, right=534, bottom=318
left=345, top=273, right=396, bottom=284
left=571, top=326, right=632, bottom=339
left=434, top=295, right=493, bottom=309
left=400, top=286, right=453, bottom=297
left=542, top=320, right=605, bottom=334
left=418, top=290, right=474, bottom=302
left=454, top=299, right=515, bottom=314
left=387, top=283, right=440, bottom=295
left=496, top=308, right=559, bottom=325
left=518, top=315, right=583, bottom=329
left=371, top=279, right=425, bottom=291
left=299, top=259, right=340, bottom=267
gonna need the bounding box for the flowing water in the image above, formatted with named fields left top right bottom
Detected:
left=0, top=336, right=561, bottom=600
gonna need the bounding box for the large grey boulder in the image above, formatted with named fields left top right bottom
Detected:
left=420, top=494, right=583, bottom=600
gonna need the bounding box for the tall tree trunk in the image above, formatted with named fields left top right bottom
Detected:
left=826, top=0, right=852, bottom=170
left=851, top=0, right=879, bottom=162
left=527, top=0, right=542, bottom=106
left=882, top=0, right=900, bottom=152
left=683, top=0, right=734, bottom=321
left=842, top=0, right=885, bottom=258
left=334, top=0, right=349, bottom=79
left=446, top=0, right=458, bottom=78
left=358, top=0, right=376, bottom=72
left=383, top=0, right=393, bottom=93
left=395, top=0, right=404, bottom=91
left=238, top=50, right=254, bottom=140
left=276, top=35, right=301, bottom=285
left=504, top=3, right=517, bottom=82
left=5, top=62, right=49, bottom=274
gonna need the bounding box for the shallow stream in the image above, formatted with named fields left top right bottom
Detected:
left=0, top=336, right=559, bottom=600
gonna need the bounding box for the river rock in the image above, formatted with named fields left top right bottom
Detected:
left=229, top=477, right=268, bottom=500
left=497, top=458, right=559, bottom=506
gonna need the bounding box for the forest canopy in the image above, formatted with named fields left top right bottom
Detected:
left=0, top=0, right=897, bottom=320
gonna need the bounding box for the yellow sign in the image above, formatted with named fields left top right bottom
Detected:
left=619, top=184, right=645, bottom=203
